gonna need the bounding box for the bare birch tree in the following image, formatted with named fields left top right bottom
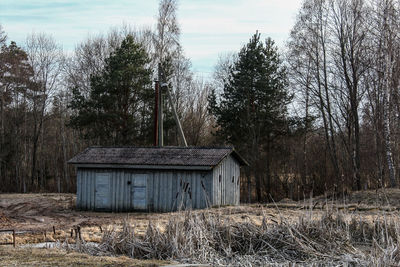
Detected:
left=374, top=0, right=399, bottom=187
left=153, top=0, right=180, bottom=65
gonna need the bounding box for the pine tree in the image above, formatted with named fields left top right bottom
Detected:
left=0, top=41, right=36, bottom=191
left=69, top=35, right=153, bottom=146
left=209, top=32, right=291, bottom=201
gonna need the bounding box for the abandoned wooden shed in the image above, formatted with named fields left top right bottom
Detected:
left=68, top=146, right=248, bottom=212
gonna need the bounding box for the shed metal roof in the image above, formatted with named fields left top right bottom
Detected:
left=68, top=146, right=248, bottom=168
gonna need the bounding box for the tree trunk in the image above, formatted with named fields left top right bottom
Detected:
left=60, top=103, right=68, bottom=193
left=315, top=39, right=340, bottom=187
left=301, top=63, right=311, bottom=194
left=31, top=102, right=45, bottom=191
left=31, top=139, right=38, bottom=190
left=246, top=168, right=251, bottom=203
left=382, top=4, right=397, bottom=188
left=353, top=109, right=362, bottom=190
left=321, top=37, right=341, bottom=188
left=383, top=56, right=396, bottom=187
left=253, top=144, right=262, bottom=202
left=265, top=137, right=272, bottom=200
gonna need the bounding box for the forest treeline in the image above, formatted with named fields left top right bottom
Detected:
left=1, top=0, right=400, bottom=202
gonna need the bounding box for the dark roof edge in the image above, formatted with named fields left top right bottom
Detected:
left=230, top=149, right=249, bottom=166
left=72, top=164, right=213, bottom=171
left=67, top=147, right=91, bottom=164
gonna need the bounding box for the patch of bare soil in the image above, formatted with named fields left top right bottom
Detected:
left=0, top=193, right=168, bottom=244
left=0, top=246, right=169, bottom=266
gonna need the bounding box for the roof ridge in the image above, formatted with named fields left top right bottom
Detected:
left=88, top=146, right=234, bottom=150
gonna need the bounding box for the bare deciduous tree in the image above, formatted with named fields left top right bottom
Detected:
left=153, top=0, right=180, bottom=64
left=25, top=33, right=63, bottom=190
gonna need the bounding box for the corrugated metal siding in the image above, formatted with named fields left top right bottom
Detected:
left=211, top=155, right=241, bottom=206
left=147, top=170, right=212, bottom=212
left=76, top=168, right=213, bottom=212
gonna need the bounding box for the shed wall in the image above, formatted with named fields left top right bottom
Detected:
left=76, top=168, right=213, bottom=212
left=211, top=155, right=241, bottom=206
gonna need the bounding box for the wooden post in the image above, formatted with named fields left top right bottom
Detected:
left=0, top=230, right=16, bottom=247
left=75, top=226, right=82, bottom=240
left=77, top=226, right=81, bottom=240
left=12, top=230, right=15, bottom=248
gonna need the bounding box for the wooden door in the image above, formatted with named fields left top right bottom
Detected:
left=95, top=173, right=111, bottom=210
left=131, top=174, right=147, bottom=210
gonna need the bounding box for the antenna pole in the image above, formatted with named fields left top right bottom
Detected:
left=163, top=83, right=188, bottom=147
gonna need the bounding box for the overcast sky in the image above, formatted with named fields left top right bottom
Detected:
left=0, top=0, right=303, bottom=77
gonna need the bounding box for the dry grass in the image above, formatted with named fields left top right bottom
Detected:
left=3, top=191, right=400, bottom=265
left=73, top=206, right=400, bottom=266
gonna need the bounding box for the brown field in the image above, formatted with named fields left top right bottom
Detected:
left=1, top=189, right=400, bottom=266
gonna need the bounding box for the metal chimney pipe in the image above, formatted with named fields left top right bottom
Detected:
left=158, top=63, right=164, bottom=147
left=154, top=80, right=159, bottom=146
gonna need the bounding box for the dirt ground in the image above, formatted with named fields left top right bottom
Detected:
left=0, top=193, right=177, bottom=244
left=1, top=189, right=400, bottom=246
left=0, top=193, right=291, bottom=245
left=0, top=246, right=169, bottom=266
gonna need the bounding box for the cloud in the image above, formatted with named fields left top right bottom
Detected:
left=178, top=0, right=303, bottom=75
left=0, top=0, right=303, bottom=77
